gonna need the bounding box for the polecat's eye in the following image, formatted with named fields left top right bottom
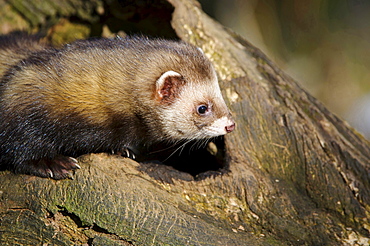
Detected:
left=197, top=105, right=208, bottom=115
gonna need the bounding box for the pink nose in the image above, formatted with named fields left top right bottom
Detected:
left=225, top=122, right=235, bottom=133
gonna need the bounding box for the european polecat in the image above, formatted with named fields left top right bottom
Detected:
left=0, top=33, right=235, bottom=179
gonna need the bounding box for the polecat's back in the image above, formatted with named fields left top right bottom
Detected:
left=0, top=32, right=47, bottom=76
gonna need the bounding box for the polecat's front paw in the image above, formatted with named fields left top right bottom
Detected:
left=18, top=155, right=81, bottom=179
left=121, top=148, right=136, bottom=160
left=113, top=147, right=136, bottom=160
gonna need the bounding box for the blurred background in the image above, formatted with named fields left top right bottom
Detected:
left=199, top=0, right=370, bottom=140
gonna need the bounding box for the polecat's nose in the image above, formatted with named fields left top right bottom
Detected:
left=225, top=122, right=235, bottom=133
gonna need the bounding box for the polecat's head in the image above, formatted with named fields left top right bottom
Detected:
left=152, top=43, right=235, bottom=142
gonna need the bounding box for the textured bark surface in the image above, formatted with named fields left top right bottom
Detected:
left=0, top=0, right=369, bottom=245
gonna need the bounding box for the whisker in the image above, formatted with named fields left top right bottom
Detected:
left=162, top=139, right=194, bottom=162
left=148, top=141, right=181, bottom=155
left=147, top=131, right=213, bottom=162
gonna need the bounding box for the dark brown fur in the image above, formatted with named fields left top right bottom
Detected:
left=0, top=33, right=234, bottom=179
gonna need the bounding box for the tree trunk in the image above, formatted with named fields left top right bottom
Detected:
left=0, top=0, right=369, bottom=245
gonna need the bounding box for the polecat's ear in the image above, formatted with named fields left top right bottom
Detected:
left=155, top=71, right=185, bottom=104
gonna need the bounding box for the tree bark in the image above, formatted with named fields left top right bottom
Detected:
left=0, top=0, right=369, bottom=245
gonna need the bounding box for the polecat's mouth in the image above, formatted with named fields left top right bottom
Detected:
left=200, top=116, right=236, bottom=137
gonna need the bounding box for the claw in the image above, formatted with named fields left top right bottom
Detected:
left=69, top=157, right=81, bottom=169
left=65, top=171, right=74, bottom=180
left=121, top=148, right=136, bottom=160
left=47, top=169, right=53, bottom=178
